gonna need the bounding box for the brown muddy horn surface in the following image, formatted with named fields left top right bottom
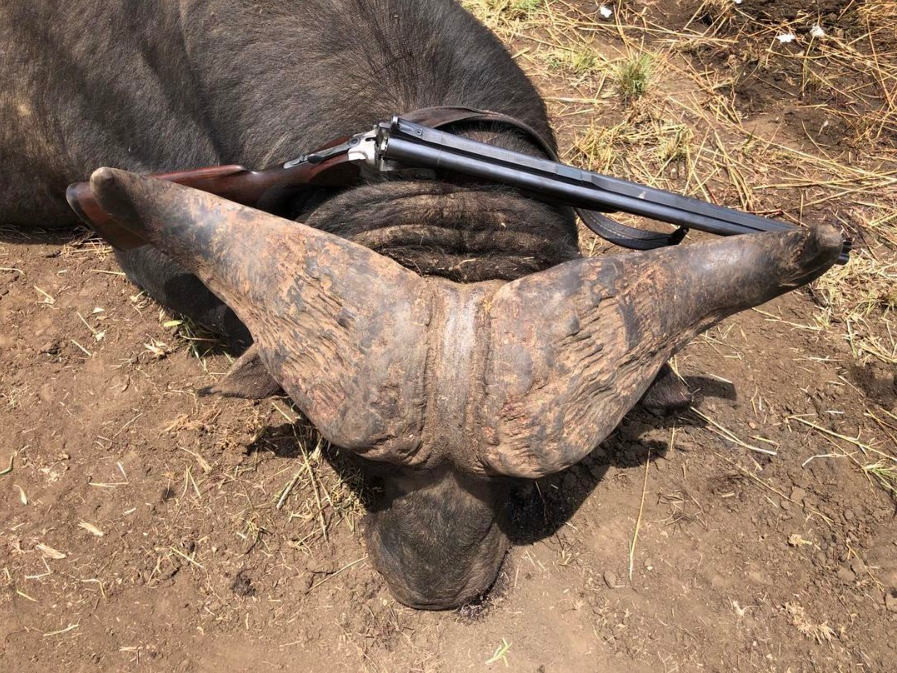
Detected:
left=90, top=168, right=433, bottom=465
left=89, top=168, right=841, bottom=481
left=477, top=225, right=842, bottom=478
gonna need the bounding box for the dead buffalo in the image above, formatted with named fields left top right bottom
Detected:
left=0, top=0, right=841, bottom=609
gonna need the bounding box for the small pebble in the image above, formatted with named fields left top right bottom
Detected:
left=621, top=421, right=651, bottom=442
left=886, top=591, right=897, bottom=614
left=843, top=509, right=855, bottom=522
left=790, top=487, right=806, bottom=505
left=604, top=571, right=617, bottom=589
left=39, top=340, right=61, bottom=355
left=837, top=567, right=856, bottom=583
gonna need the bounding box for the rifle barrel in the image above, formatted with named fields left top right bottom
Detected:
left=384, top=120, right=850, bottom=264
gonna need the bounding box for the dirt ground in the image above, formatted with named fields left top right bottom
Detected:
left=2, top=1, right=896, bottom=671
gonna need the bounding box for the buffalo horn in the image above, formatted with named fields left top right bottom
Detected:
left=478, top=225, right=842, bottom=477
left=90, top=168, right=432, bottom=465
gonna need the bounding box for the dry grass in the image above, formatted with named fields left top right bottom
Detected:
left=569, top=116, right=697, bottom=183
left=465, top=0, right=897, bottom=360
left=161, top=313, right=229, bottom=365
left=687, top=0, right=741, bottom=30
left=783, top=602, right=836, bottom=644
left=266, top=402, right=369, bottom=538
left=857, top=1, right=897, bottom=41
left=462, top=0, right=545, bottom=35
left=863, top=462, right=897, bottom=499
left=812, top=248, right=897, bottom=365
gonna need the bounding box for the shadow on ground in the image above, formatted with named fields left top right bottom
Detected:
left=243, top=373, right=743, bottom=550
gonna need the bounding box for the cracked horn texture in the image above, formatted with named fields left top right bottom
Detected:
left=89, top=168, right=841, bottom=479
left=478, top=225, right=842, bottom=478
left=90, top=168, right=433, bottom=465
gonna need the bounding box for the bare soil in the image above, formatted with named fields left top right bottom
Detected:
left=2, top=1, right=897, bottom=671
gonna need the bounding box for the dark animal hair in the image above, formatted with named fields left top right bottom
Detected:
left=2, top=0, right=580, bottom=280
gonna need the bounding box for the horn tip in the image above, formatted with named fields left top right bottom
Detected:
left=809, top=223, right=843, bottom=251
left=89, top=167, right=125, bottom=195
left=804, top=224, right=844, bottom=268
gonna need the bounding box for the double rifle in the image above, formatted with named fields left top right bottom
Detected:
left=68, top=116, right=852, bottom=264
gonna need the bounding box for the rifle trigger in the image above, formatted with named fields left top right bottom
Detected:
left=283, top=138, right=356, bottom=169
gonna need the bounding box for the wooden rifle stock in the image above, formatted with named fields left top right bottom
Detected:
left=66, top=148, right=359, bottom=250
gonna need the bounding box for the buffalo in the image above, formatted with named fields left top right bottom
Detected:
left=0, top=0, right=841, bottom=609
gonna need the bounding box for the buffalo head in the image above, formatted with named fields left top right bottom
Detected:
left=89, top=168, right=841, bottom=609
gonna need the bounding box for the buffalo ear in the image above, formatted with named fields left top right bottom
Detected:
left=198, top=345, right=283, bottom=399
left=639, top=363, right=693, bottom=415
